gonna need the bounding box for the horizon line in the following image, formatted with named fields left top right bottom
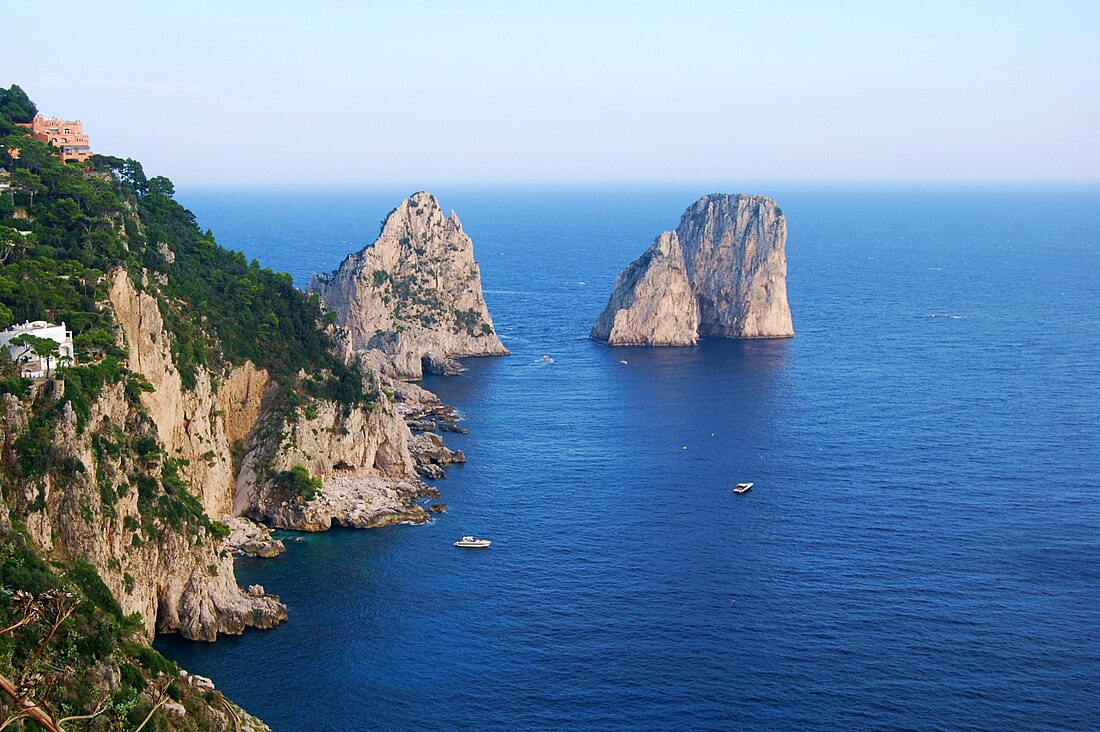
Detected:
left=171, top=178, right=1100, bottom=189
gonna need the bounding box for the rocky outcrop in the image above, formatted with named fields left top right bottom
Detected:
left=589, top=231, right=699, bottom=345
left=236, top=389, right=434, bottom=530
left=409, top=431, right=467, bottom=479
left=251, top=476, right=436, bottom=532
left=233, top=389, right=417, bottom=516
left=0, top=268, right=439, bottom=641
left=678, top=194, right=794, bottom=338
left=153, top=533, right=287, bottom=641
left=308, top=192, right=508, bottom=380
left=0, top=384, right=287, bottom=642
left=592, top=194, right=793, bottom=344
left=3, top=231, right=474, bottom=645
left=225, top=517, right=285, bottom=558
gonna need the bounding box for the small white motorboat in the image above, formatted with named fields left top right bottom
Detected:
left=454, top=535, right=491, bottom=548
left=733, top=482, right=754, bottom=494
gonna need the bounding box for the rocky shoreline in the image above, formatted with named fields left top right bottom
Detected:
left=190, top=192, right=503, bottom=643
left=225, top=369, right=468, bottom=536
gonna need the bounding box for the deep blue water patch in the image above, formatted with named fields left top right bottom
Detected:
left=158, top=185, right=1100, bottom=731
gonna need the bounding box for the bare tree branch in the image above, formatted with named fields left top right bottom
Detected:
left=131, top=680, right=172, bottom=732
left=19, top=596, right=78, bottom=686
left=0, top=673, right=63, bottom=732
left=56, top=696, right=109, bottom=726
left=0, top=710, right=32, bottom=730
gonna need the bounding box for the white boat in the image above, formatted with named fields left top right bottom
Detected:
left=733, top=482, right=753, bottom=494
left=454, top=535, right=491, bottom=548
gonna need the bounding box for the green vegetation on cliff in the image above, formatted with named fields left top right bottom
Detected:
left=0, top=84, right=361, bottom=730
left=0, top=526, right=172, bottom=728
left=0, top=113, right=365, bottom=403
left=0, top=525, right=256, bottom=729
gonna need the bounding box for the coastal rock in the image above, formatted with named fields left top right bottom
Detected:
left=150, top=528, right=287, bottom=642
left=4, top=247, right=466, bottom=645
left=110, top=269, right=270, bottom=517
left=188, top=675, right=216, bottom=691
left=388, top=374, right=463, bottom=428
left=590, top=231, right=699, bottom=345
left=225, top=517, right=285, bottom=558
left=9, top=268, right=432, bottom=642
left=238, top=385, right=433, bottom=530
left=592, top=194, right=793, bottom=344
left=409, top=431, right=467, bottom=479
left=255, top=476, right=435, bottom=531
left=678, top=194, right=794, bottom=338
left=237, top=389, right=418, bottom=510
left=308, top=192, right=509, bottom=380
left=0, top=356, right=287, bottom=642
left=389, top=377, right=443, bottom=408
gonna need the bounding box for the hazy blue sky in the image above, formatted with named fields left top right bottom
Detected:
left=4, top=1, right=1098, bottom=184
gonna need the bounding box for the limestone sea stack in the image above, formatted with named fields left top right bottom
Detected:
left=309, top=192, right=508, bottom=379
left=591, top=194, right=794, bottom=344
left=589, top=231, right=700, bottom=345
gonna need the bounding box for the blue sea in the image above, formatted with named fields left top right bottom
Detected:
left=157, top=185, right=1100, bottom=731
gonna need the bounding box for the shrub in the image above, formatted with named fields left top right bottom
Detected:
left=118, top=662, right=146, bottom=691
left=0, top=375, right=29, bottom=397
left=274, top=464, right=322, bottom=502
left=68, top=558, right=123, bottom=618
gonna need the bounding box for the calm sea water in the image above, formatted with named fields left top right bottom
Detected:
left=158, top=185, right=1100, bottom=731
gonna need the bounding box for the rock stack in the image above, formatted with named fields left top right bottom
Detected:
left=309, top=192, right=508, bottom=379
left=591, top=194, right=793, bottom=344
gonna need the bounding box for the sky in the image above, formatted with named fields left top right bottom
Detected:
left=3, top=0, right=1099, bottom=185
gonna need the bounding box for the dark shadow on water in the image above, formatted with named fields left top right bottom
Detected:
left=587, top=336, right=793, bottom=411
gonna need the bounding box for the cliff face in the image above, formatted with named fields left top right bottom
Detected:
left=589, top=232, right=699, bottom=345
left=0, top=381, right=287, bottom=643
left=235, top=385, right=428, bottom=530
left=677, top=194, right=793, bottom=338
left=0, top=267, right=437, bottom=642
left=110, top=269, right=263, bottom=517
left=0, top=91, right=471, bottom=727
left=308, top=192, right=508, bottom=380
left=592, top=194, right=793, bottom=345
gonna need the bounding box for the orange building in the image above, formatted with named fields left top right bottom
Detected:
left=28, top=116, right=92, bottom=162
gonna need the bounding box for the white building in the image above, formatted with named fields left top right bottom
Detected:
left=0, top=320, right=74, bottom=378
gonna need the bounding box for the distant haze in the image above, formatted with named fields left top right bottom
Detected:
left=3, top=1, right=1098, bottom=185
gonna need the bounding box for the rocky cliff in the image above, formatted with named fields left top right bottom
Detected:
left=0, top=372, right=288, bottom=644
left=0, top=87, right=474, bottom=728
left=308, top=192, right=508, bottom=379
left=103, top=268, right=438, bottom=633
left=589, top=231, right=699, bottom=345
left=0, top=267, right=443, bottom=644
left=591, top=194, right=793, bottom=344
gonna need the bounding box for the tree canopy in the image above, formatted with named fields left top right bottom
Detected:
left=0, top=84, right=37, bottom=135
left=0, top=85, right=367, bottom=404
